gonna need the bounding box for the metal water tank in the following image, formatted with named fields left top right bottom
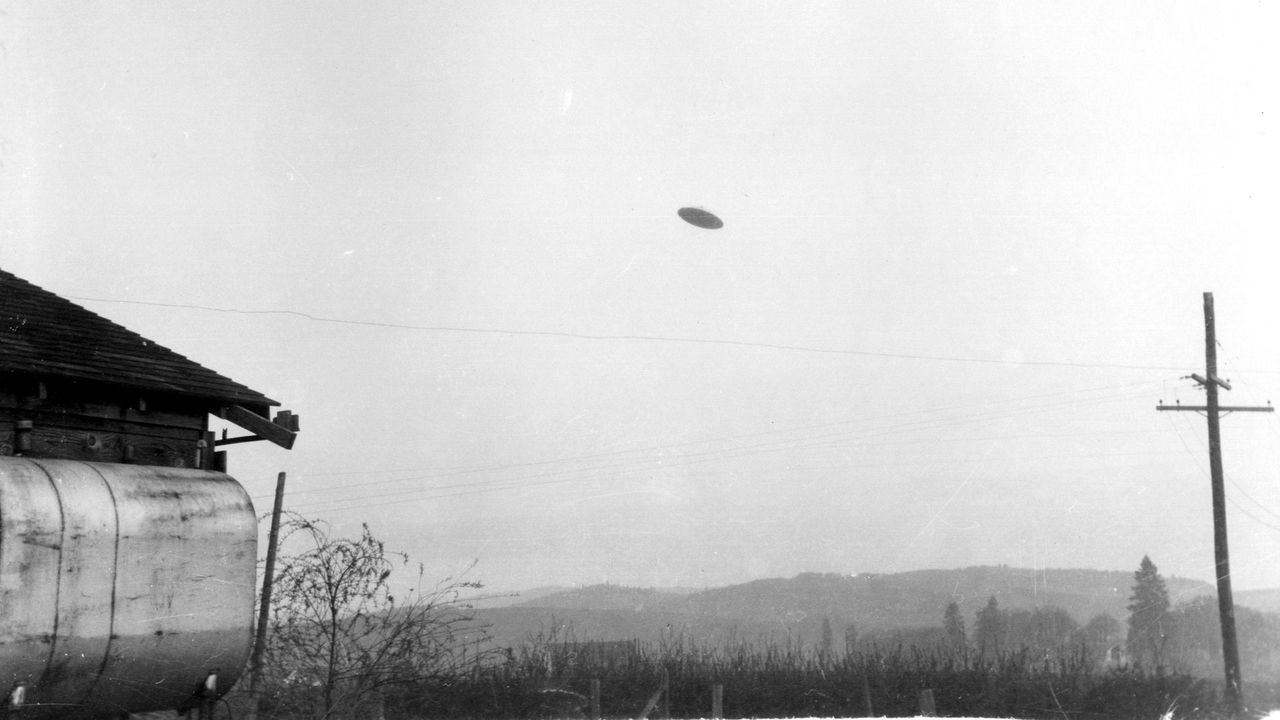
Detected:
left=0, top=458, right=256, bottom=718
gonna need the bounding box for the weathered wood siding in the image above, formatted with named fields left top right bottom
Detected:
left=0, top=377, right=208, bottom=467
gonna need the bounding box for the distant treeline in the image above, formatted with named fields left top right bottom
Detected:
left=381, top=589, right=1280, bottom=720
left=236, top=520, right=1280, bottom=720
left=853, top=596, right=1280, bottom=683
left=382, top=628, right=1280, bottom=720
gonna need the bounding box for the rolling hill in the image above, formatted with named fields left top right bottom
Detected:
left=470, top=566, right=1222, bottom=649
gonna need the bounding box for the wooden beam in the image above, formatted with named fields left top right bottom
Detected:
left=1157, top=405, right=1273, bottom=413
left=274, top=409, right=300, bottom=432
left=214, top=435, right=266, bottom=447
left=222, top=405, right=297, bottom=449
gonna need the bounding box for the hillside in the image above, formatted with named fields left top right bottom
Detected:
left=1236, top=587, right=1280, bottom=614
left=665, top=567, right=1214, bottom=630
left=510, top=583, right=697, bottom=612
left=472, top=566, right=1220, bottom=649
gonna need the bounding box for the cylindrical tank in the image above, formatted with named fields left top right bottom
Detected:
left=0, top=457, right=256, bottom=718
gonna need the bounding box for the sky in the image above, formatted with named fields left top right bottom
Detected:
left=3, top=2, right=1280, bottom=596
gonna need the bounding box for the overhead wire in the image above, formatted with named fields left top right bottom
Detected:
left=265, top=379, right=1165, bottom=501
left=69, top=294, right=1277, bottom=523
left=71, top=295, right=1202, bottom=372
left=281, top=381, right=1156, bottom=496
left=298, top=384, right=1156, bottom=501
left=1173, top=346, right=1280, bottom=526
left=288, top=383, right=1164, bottom=516
left=1164, top=411, right=1280, bottom=533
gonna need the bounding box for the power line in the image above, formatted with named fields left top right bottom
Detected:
left=291, top=387, right=1158, bottom=508
left=265, top=381, right=1158, bottom=498
left=296, top=444, right=1170, bottom=517
left=1226, top=495, right=1280, bottom=534
left=286, top=386, right=1161, bottom=515
left=269, top=380, right=1160, bottom=498
left=71, top=295, right=1197, bottom=372
left=1166, top=403, right=1280, bottom=526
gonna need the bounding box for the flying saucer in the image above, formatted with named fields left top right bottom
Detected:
left=677, top=207, right=724, bottom=229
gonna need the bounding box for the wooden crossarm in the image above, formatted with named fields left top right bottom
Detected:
left=222, top=404, right=298, bottom=449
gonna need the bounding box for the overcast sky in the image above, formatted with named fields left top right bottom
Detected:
left=4, top=2, right=1280, bottom=595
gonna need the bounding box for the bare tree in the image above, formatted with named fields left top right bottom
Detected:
left=263, top=514, right=486, bottom=719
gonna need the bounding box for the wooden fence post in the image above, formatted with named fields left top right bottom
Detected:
left=861, top=674, right=874, bottom=717
left=919, top=688, right=936, bottom=717
left=590, top=678, right=601, bottom=720
left=661, top=667, right=670, bottom=719
left=711, top=684, right=724, bottom=719
left=638, top=670, right=667, bottom=720
left=244, top=471, right=287, bottom=720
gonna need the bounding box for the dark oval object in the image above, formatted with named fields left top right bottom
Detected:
left=677, top=207, right=724, bottom=229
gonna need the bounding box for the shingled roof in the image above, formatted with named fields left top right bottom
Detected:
left=0, top=267, right=277, bottom=411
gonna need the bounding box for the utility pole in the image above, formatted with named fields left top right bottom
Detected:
left=1157, top=292, right=1273, bottom=717
left=244, top=471, right=288, bottom=720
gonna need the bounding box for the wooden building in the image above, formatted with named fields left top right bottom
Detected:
left=0, top=267, right=299, bottom=717
left=0, top=268, right=297, bottom=469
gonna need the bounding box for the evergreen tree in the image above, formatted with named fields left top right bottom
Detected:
left=1126, top=555, right=1172, bottom=671
left=974, top=596, right=1006, bottom=659
left=943, top=601, right=967, bottom=653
